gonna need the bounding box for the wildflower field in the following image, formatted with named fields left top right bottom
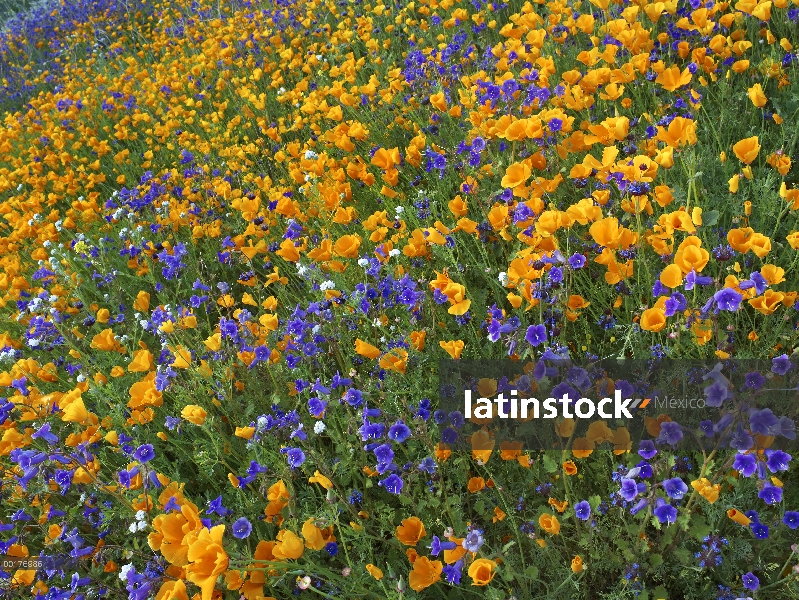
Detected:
left=1, top=0, right=799, bottom=597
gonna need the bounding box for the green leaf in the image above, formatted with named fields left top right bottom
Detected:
left=589, top=495, right=601, bottom=510
left=701, top=209, right=719, bottom=227
left=543, top=454, right=558, bottom=473
left=673, top=548, right=692, bottom=564
left=524, top=566, right=539, bottom=579
left=649, top=554, right=663, bottom=567
left=689, top=516, right=711, bottom=541
left=653, top=585, right=669, bottom=599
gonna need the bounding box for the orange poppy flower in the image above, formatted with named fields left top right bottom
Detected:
left=366, top=564, right=384, bottom=580
left=539, top=513, right=560, bottom=535
left=655, top=65, right=692, bottom=91
left=572, top=437, right=595, bottom=458
left=439, top=339, right=464, bottom=359
left=747, top=83, right=767, bottom=108
left=468, top=558, right=497, bottom=586
left=470, top=427, right=495, bottom=463
left=354, top=339, right=381, bottom=359
left=571, top=556, right=584, bottom=573
left=186, top=525, right=229, bottom=600
left=727, top=509, right=751, bottom=526
left=408, top=556, right=443, bottom=592
left=732, top=136, right=760, bottom=164
left=396, top=517, right=426, bottom=546
left=640, top=307, right=667, bottom=332
left=501, top=162, right=532, bottom=188
left=467, top=477, right=486, bottom=493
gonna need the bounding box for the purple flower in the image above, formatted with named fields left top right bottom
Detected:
left=549, top=267, right=563, bottom=283
left=771, top=354, right=793, bottom=375
left=744, top=372, right=766, bottom=390
left=703, top=380, right=729, bottom=407
left=758, top=482, right=782, bottom=505
left=133, top=444, right=155, bottom=463
left=418, top=457, right=436, bottom=473
left=568, top=253, right=586, bottom=269
left=729, top=423, right=754, bottom=452
left=442, top=560, right=463, bottom=584
left=207, top=495, right=231, bottom=516
left=765, top=449, right=791, bottom=473
left=549, top=118, right=563, bottom=132
left=388, top=421, right=412, bottom=443
left=430, top=535, right=456, bottom=556
left=657, top=422, right=683, bottom=446
left=31, top=423, right=59, bottom=444
left=663, top=477, right=688, bottom=500
left=283, top=447, right=305, bottom=469
left=783, top=511, right=799, bottom=529
left=620, top=478, right=639, bottom=501
left=749, top=408, right=781, bottom=436
left=653, top=498, right=677, bottom=524
left=378, top=473, right=403, bottom=494
left=779, top=416, right=796, bottom=440
left=343, top=388, right=363, bottom=408
left=574, top=500, right=591, bottom=521
left=638, top=440, right=658, bottom=459
left=231, top=517, right=252, bottom=539
left=629, top=498, right=649, bottom=515
left=751, top=522, right=769, bottom=539
left=742, top=572, right=759, bottom=591
left=733, top=453, right=757, bottom=477
left=525, top=324, right=547, bottom=347
left=713, top=288, right=742, bottom=312
left=462, top=528, right=484, bottom=552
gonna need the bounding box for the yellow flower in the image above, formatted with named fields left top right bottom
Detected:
left=396, top=517, right=426, bottom=546
left=308, top=471, right=333, bottom=490
left=747, top=83, right=767, bottom=108
left=272, top=530, right=304, bottom=560
left=732, top=136, right=761, bottom=164
left=181, top=405, right=207, bottom=426
left=186, top=525, right=229, bottom=600
left=439, top=339, right=464, bottom=359
left=408, top=556, right=442, bottom=591
left=468, top=558, right=497, bottom=586
left=366, top=564, right=384, bottom=580
left=539, top=513, right=560, bottom=535
left=571, top=556, right=584, bottom=573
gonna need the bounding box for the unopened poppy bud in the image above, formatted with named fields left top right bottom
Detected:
left=744, top=201, right=752, bottom=216
left=396, top=577, right=406, bottom=592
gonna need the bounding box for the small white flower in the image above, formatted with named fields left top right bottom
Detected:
left=314, top=421, right=326, bottom=434
left=128, top=522, right=138, bottom=534
left=137, top=520, right=148, bottom=531
left=320, top=280, right=335, bottom=291
left=395, top=205, right=404, bottom=213
left=257, top=416, right=268, bottom=430
left=388, top=249, right=400, bottom=257
left=304, top=150, right=318, bottom=160
left=372, top=318, right=382, bottom=327
left=498, top=272, right=509, bottom=286
left=358, top=258, right=369, bottom=267
left=76, top=374, right=86, bottom=382
left=119, top=563, right=134, bottom=581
